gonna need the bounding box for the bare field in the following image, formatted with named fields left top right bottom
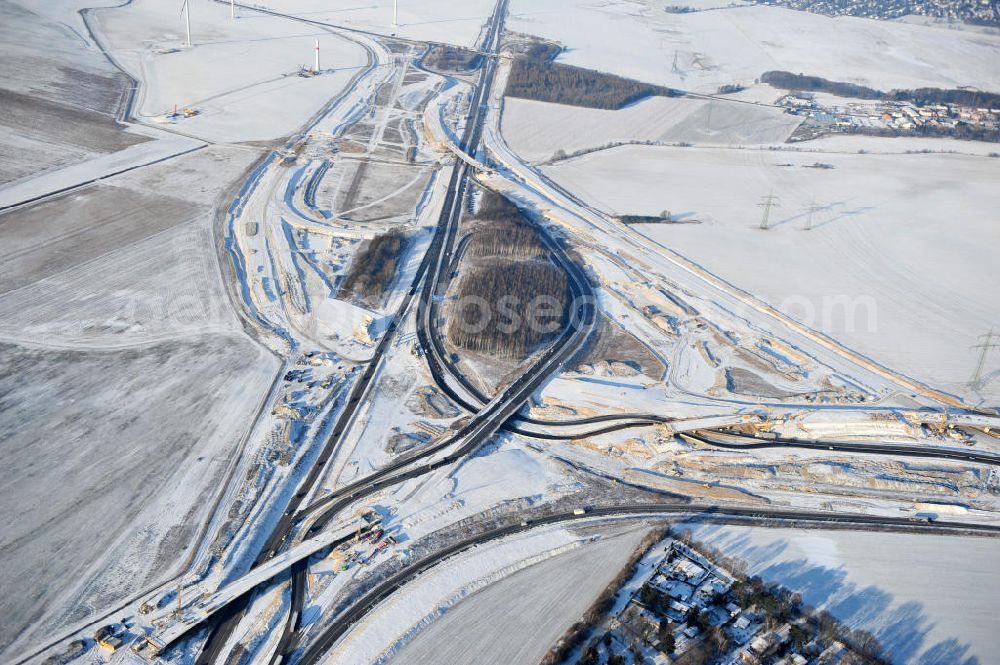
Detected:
left=0, top=336, right=277, bottom=657
left=337, top=161, right=433, bottom=222
left=0, top=220, right=234, bottom=344
left=0, top=90, right=146, bottom=185
left=574, top=313, right=667, bottom=381
left=0, top=146, right=258, bottom=344
left=0, top=2, right=141, bottom=184
left=0, top=185, right=200, bottom=293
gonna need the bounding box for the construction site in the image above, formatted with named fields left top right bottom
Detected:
left=1, top=1, right=999, bottom=665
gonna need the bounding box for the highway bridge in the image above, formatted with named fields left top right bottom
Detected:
left=176, top=2, right=1000, bottom=664
left=154, top=520, right=363, bottom=650
left=445, top=141, right=493, bottom=174
left=194, top=2, right=521, bottom=662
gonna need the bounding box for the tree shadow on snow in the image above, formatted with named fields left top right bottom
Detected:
left=688, top=525, right=981, bottom=664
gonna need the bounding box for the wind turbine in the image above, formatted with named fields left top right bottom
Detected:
left=392, top=0, right=398, bottom=35
left=180, top=0, right=192, bottom=47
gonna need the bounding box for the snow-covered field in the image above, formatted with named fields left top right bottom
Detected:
left=0, top=146, right=257, bottom=345
left=5, top=0, right=999, bottom=661
left=330, top=523, right=650, bottom=664
left=0, top=141, right=281, bottom=657
left=688, top=524, right=1000, bottom=664
left=0, top=335, right=275, bottom=658
left=0, top=44, right=291, bottom=654
left=540, top=144, right=1000, bottom=404
left=502, top=95, right=802, bottom=163
left=501, top=95, right=1000, bottom=167
left=0, top=1, right=142, bottom=185
left=389, top=525, right=650, bottom=665
left=508, top=0, right=1000, bottom=93
left=394, top=441, right=578, bottom=543
left=270, top=0, right=498, bottom=47
left=94, top=0, right=369, bottom=143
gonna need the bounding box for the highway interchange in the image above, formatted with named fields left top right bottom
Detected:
left=37, top=2, right=998, bottom=664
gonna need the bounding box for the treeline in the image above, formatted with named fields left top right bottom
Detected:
left=506, top=42, right=680, bottom=110
left=476, top=187, right=524, bottom=221
left=422, top=45, right=481, bottom=73
left=339, top=229, right=405, bottom=305
left=618, top=213, right=675, bottom=225
left=811, top=123, right=1000, bottom=143
left=678, top=531, right=892, bottom=665
left=761, top=70, right=1000, bottom=107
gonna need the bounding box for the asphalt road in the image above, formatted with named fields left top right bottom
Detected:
left=182, top=3, right=1000, bottom=662
left=685, top=430, right=1000, bottom=465
left=193, top=17, right=407, bottom=665
left=412, top=169, right=666, bottom=434
left=193, top=1, right=533, bottom=662
left=178, top=415, right=1000, bottom=658
left=297, top=503, right=1000, bottom=664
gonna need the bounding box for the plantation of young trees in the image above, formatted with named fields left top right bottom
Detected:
left=339, top=229, right=405, bottom=305
left=446, top=189, right=569, bottom=360
left=447, top=259, right=568, bottom=359
left=468, top=187, right=546, bottom=260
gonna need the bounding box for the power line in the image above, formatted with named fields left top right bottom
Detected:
left=969, top=330, right=1000, bottom=390
left=757, top=190, right=779, bottom=230
left=803, top=195, right=821, bottom=231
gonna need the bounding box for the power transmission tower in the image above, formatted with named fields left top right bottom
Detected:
left=758, top=190, right=779, bottom=230
left=803, top=196, right=821, bottom=230
left=969, top=331, right=1000, bottom=390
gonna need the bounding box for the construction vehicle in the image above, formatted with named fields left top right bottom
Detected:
left=183, top=107, right=199, bottom=118
left=98, top=636, right=123, bottom=652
